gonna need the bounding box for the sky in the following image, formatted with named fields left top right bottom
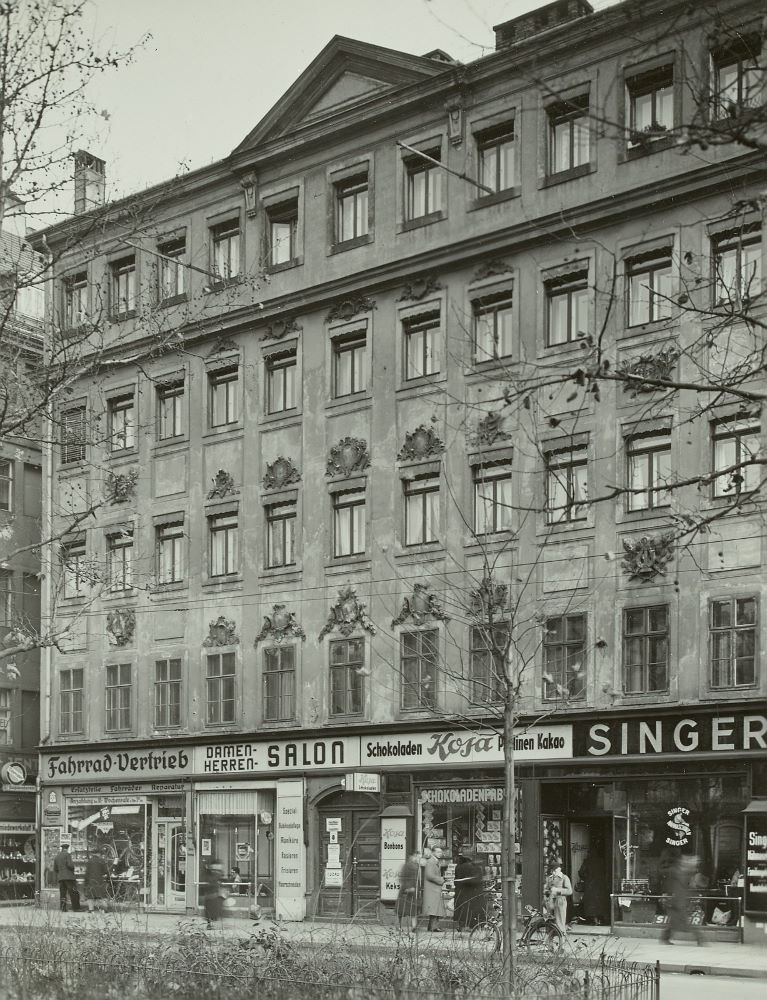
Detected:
left=78, top=0, right=614, bottom=201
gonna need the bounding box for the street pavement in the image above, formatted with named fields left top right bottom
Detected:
left=0, top=904, right=766, bottom=980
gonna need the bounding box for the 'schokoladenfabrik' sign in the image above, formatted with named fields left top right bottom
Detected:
left=578, top=710, right=767, bottom=758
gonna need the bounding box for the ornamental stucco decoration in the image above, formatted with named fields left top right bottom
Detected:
left=469, top=576, right=509, bottom=620
left=203, top=616, right=239, bottom=647
left=319, top=586, right=377, bottom=640
left=106, top=469, right=139, bottom=504
left=263, top=457, right=301, bottom=491
left=206, top=338, right=239, bottom=358
left=106, top=608, right=136, bottom=647
left=255, top=604, right=306, bottom=644
left=621, top=533, right=676, bottom=583
left=471, top=259, right=513, bottom=283
left=472, top=411, right=512, bottom=449
left=617, top=346, right=680, bottom=396
left=326, top=296, right=376, bottom=323
left=261, top=317, right=299, bottom=342
left=326, top=437, right=370, bottom=478
left=399, top=275, right=441, bottom=302
left=207, top=469, right=238, bottom=500
left=391, top=584, right=450, bottom=628
left=397, top=425, right=445, bottom=462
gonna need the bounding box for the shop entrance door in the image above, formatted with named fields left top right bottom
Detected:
left=152, top=819, right=186, bottom=910
left=317, top=796, right=379, bottom=918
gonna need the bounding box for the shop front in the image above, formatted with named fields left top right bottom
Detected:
left=0, top=753, right=37, bottom=900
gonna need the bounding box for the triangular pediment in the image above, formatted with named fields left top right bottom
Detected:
left=234, top=36, right=450, bottom=152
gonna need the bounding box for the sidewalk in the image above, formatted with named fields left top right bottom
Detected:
left=0, top=904, right=765, bottom=979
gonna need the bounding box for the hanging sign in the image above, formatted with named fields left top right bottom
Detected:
left=381, top=816, right=408, bottom=901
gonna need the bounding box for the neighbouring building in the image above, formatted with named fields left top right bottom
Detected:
left=0, top=194, right=44, bottom=897
left=35, top=0, right=767, bottom=942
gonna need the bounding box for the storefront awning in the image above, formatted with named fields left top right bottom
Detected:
left=743, top=800, right=767, bottom=813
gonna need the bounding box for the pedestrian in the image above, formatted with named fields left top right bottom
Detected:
left=203, top=860, right=225, bottom=928
left=453, top=848, right=485, bottom=931
left=578, top=844, right=608, bottom=925
left=422, top=846, right=447, bottom=932
left=661, top=854, right=704, bottom=946
left=84, top=848, right=109, bottom=912
left=395, top=851, right=421, bottom=933
left=53, top=842, right=81, bottom=912
left=544, top=859, right=572, bottom=935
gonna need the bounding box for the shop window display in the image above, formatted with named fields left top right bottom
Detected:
left=0, top=831, right=36, bottom=899
left=66, top=798, right=148, bottom=904
left=199, top=813, right=274, bottom=910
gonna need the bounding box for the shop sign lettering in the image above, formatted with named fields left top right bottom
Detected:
left=582, top=712, right=767, bottom=758
left=380, top=816, right=407, bottom=901
left=665, top=806, right=691, bottom=846
left=420, top=787, right=503, bottom=804
left=197, top=738, right=359, bottom=773
left=361, top=726, right=572, bottom=767
left=43, top=750, right=190, bottom=781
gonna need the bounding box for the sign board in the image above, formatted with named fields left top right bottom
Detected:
left=0, top=821, right=35, bottom=834
left=346, top=772, right=381, bottom=792
left=201, top=838, right=212, bottom=856
left=197, top=737, right=359, bottom=775
left=274, top=779, right=305, bottom=920
left=325, top=817, right=342, bottom=832
left=42, top=748, right=191, bottom=783
left=361, top=725, right=572, bottom=769
left=325, top=867, right=343, bottom=887
left=327, top=844, right=341, bottom=867
left=0, top=762, right=27, bottom=785
left=329, top=831, right=338, bottom=844
left=380, top=816, right=408, bottom=902
left=2, top=784, right=35, bottom=794
left=745, top=814, right=767, bottom=915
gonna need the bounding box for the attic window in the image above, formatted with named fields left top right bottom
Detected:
left=404, top=148, right=442, bottom=222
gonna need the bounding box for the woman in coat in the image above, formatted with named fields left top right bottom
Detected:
left=396, top=851, right=421, bottom=933
left=578, top=847, right=608, bottom=925
left=422, top=847, right=447, bottom=932
left=453, top=848, right=485, bottom=931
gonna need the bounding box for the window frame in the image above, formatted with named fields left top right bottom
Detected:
left=61, top=406, right=86, bottom=465
left=626, top=64, right=675, bottom=146
left=332, top=332, right=367, bottom=398
left=265, top=349, right=297, bottom=415
left=205, top=651, right=236, bottom=725
left=105, top=662, right=132, bottom=732
left=209, top=512, right=239, bottom=578
left=626, top=251, right=674, bottom=326
left=263, top=645, right=296, bottom=722
left=110, top=255, right=136, bottom=318
left=711, top=37, right=762, bottom=119
left=158, top=238, right=186, bottom=302
left=404, top=149, right=442, bottom=222
left=476, top=122, right=516, bottom=195
left=157, top=380, right=184, bottom=440
left=403, top=474, right=440, bottom=547
left=0, top=460, right=12, bottom=513
left=0, top=571, right=12, bottom=626
left=63, top=271, right=88, bottom=329
left=208, top=364, right=240, bottom=428
left=156, top=521, right=185, bottom=585
left=268, top=200, right=299, bottom=268
left=210, top=219, right=241, bottom=284
left=400, top=628, right=439, bottom=711
left=61, top=540, right=87, bottom=599
left=709, top=596, right=758, bottom=690
left=107, top=394, right=136, bottom=453
left=329, top=638, right=365, bottom=717
left=547, top=96, right=590, bottom=177
left=626, top=431, right=672, bottom=511
left=154, top=657, right=182, bottom=728
left=473, top=292, right=513, bottom=362
left=403, top=312, right=441, bottom=381
left=335, top=173, right=369, bottom=244
left=543, top=613, right=587, bottom=701
left=545, top=272, right=589, bottom=347
left=622, top=604, right=669, bottom=695
left=469, top=623, right=507, bottom=705
left=712, top=227, right=762, bottom=308
left=332, top=488, right=366, bottom=558
left=0, top=689, right=12, bottom=745
left=473, top=464, right=512, bottom=535
left=545, top=445, right=588, bottom=524
left=106, top=530, right=133, bottom=593
left=59, top=667, right=84, bottom=736
left=711, top=417, right=761, bottom=498
left=266, top=500, right=296, bottom=569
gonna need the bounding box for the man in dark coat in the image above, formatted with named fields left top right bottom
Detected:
left=453, top=848, right=485, bottom=931
left=53, top=843, right=80, bottom=912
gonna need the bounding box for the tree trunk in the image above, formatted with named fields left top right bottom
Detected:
left=502, top=700, right=516, bottom=991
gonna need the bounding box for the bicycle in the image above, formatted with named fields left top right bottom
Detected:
left=468, top=900, right=564, bottom=956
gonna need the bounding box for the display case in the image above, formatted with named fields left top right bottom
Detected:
left=0, top=827, right=36, bottom=900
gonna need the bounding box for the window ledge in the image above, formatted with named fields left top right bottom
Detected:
left=469, top=356, right=515, bottom=376
left=261, top=719, right=299, bottom=730
left=203, top=722, right=242, bottom=731
left=60, top=595, right=89, bottom=606
left=107, top=449, right=139, bottom=463
left=542, top=163, right=593, bottom=187
left=262, top=407, right=301, bottom=425
left=266, top=258, right=302, bottom=275
left=618, top=318, right=678, bottom=341
left=158, top=293, right=188, bottom=309
left=397, top=375, right=445, bottom=394
left=325, top=393, right=372, bottom=415
left=201, top=425, right=244, bottom=441
left=617, top=507, right=672, bottom=524
left=152, top=436, right=190, bottom=452
left=151, top=581, right=188, bottom=596
left=109, top=310, right=137, bottom=323
left=400, top=211, right=445, bottom=233
left=202, top=575, right=244, bottom=589
left=536, top=339, right=591, bottom=362
left=537, top=520, right=592, bottom=537
left=463, top=535, right=515, bottom=553
left=624, top=134, right=675, bottom=160
left=324, top=555, right=371, bottom=573
left=395, top=543, right=444, bottom=559
left=330, top=234, right=374, bottom=255
left=469, top=187, right=520, bottom=211
left=101, top=591, right=137, bottom=603
left=259, top=566, right=301, bottom=584
left=58, top=462, right=87, bottom=475
left=205, top=277, right=242, bottom=293
left=326, top=715, right=367, bottom=725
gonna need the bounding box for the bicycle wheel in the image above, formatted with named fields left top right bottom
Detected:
left=468, top=921, right=501, bottom=955
left=524, top=920, right=562, bottom=954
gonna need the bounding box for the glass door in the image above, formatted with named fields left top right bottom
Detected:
left=153, top=819, right=186, bottom=910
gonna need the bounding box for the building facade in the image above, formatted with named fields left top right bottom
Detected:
left=37, top=0, right=767, bottom=941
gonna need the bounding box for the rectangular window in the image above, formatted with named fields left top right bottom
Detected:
left=268, top=200, right=298, bottom=267
left=543, top=614, right=587, bottom=701
left=401, top=629, right=438, bottom=710
left=0, top=571, right=11, bottom=626
left=154, top=657, right=182, bottom=728
left=333, top=333, right=367, bottom=397
left=626, top=432, right=672, bottom=510
left=0, top=461, right=12, bottom=512
left=713, top=228, right=762, bottom=307
left=405, top=150, right=442, bottom=220
left=108, top=395, right=135, bottom=452
left=105, top=663, right=131, bottom=732
left=627, top=251, right=674, bottom=326
left=477, top=123, right=515, bottom=193
left=403, top=312, right=440, bottom=380
left=157, top=381, right=184, bottom=440
left=60, top=668, right=84, bottom=735
left=333, top=489, right=365, bottom=557
left=209, top=513, right=238, bottom=577
left=473, top=293, right=513, bottom=361
left=208, top=365, right=240, bottom=427
left=404, top=475, right=439, bottom=546
left=474, top=466, right=512, bottom=535
left=206, top=651, right=236, bottom=725
left=335, top=174, right=369, bottom=243
left=710, top=597, right=757, bottom=688
left=546, top=445, right=588, bottom=524
left=107, top=531, right=133, bottom=592
left=263, top=646, right=295, bottom=722
left=158, top=238, right=185, bottom=301
left=0, top=690, right=11, bottom=745
left=110, top=256, right=136, bottom=316
left=266, top=501, right=296, bottom=568
left=627, top=65, right=674, bottom=144
left=62, top=541, right=87, bottom=599
left=157, top=522, right=184, bottom=584
left=623, top=605, right=669, bottom=694
left=548, top=97, right=590, bottom=174
left=470, top=624, right=507, bottom=705
left=329, top=638, right=364, bottom=716
left=211, top=220, right=240, bottom=282
left=61, top=406, right=86, bottom=464
left=546, top=272, right=589, bottom=346
left=64, top=272, right=87, bottom=328
left=712, top=418, right=760, bottom=497
left=266, top=350, right=296, bottom=414
left=712, top=39, right=761, bottom=118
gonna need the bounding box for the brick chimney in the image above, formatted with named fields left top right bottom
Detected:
left=494, top=0, right=593, bottom=50
left=73, top=150, right=106, bottom=214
